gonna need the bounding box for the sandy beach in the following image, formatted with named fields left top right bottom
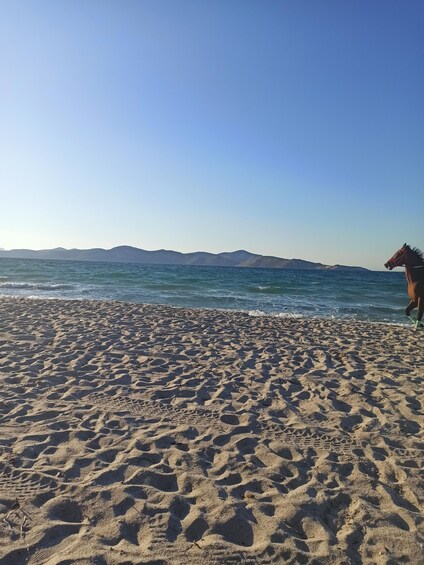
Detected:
left=0, top=297, right=423, bottom=564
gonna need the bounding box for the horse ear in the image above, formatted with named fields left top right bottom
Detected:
left=403, top=243, right=407, bottom=247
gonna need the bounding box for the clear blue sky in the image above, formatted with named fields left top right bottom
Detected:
left=1, top=1, right=423, bottom=270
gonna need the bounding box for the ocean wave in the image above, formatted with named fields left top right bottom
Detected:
left=368, top=304, right=402, bottom=312
left=248, top=285, right=285, bottom=294
left=0, top=282, right=75, bottom=291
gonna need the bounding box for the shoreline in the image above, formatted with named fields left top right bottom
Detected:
left=0, top=295, right=412, bottom=328
left=0, top=297, right=423, bottom=564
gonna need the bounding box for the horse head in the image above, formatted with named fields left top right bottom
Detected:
left=384, top=244, right=409, bottom=270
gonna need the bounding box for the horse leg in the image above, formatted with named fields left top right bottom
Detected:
left=416, top=297, right=424, bottom=329
left=405, top=300, right=417, bottom=322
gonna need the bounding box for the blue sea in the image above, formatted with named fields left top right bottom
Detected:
left=0, top=258, right=409, bottom=324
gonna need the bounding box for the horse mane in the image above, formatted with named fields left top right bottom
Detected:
left=408, top=245, right=424, bottom=264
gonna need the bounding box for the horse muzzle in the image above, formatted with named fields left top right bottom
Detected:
left=384, top=261, right=393, bottom=270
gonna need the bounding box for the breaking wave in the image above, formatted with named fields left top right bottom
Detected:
left=0, top=282, right=75, bottom=291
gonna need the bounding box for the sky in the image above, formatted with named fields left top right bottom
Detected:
left=1, top=1, right=423, bottom=270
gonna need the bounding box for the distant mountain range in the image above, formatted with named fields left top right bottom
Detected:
left=0, top=245, right=368, bottom=271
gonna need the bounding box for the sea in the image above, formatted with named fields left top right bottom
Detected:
left=0, top=258, right=408, bottom=324
left=0, top=258, right=409, bottom=325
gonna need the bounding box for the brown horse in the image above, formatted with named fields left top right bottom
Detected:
left=384, top=244, right=424, bottom=328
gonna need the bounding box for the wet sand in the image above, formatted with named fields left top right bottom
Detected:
left=0, top=297, right=423, bottom=564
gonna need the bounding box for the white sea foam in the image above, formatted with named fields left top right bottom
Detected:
left=248, top=309, right=304, bottom=319
left=274, top=312, right=305, bottom=319
left=0, top=282, right=74, bottom=291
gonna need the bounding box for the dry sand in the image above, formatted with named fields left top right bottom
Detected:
left=0, top=297, right=423, bottom=564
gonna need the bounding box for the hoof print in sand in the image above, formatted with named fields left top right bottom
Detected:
left=146, top=512, right=266, bottom=565
left=377, top=435, right=424, bottom=475
left=86, top=392, right=229, bottom=432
